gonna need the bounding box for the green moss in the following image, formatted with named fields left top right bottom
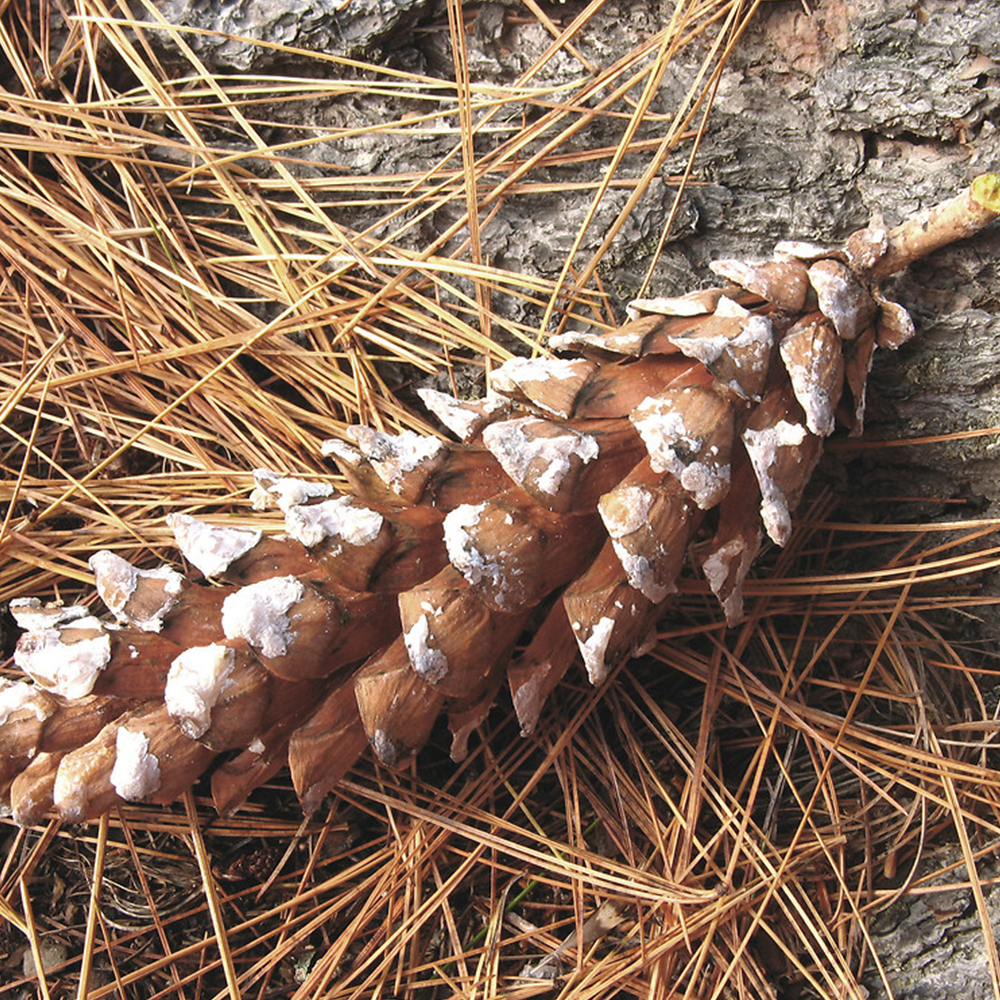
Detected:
left=597, top=234, right=664, bottom=301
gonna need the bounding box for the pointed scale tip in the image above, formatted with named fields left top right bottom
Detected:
left=354, top=636, right=446, bottom=766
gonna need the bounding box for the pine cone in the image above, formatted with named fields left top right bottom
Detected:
left=4, top=176, right=999, bottom=825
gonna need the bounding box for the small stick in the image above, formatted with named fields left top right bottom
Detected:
left=870, top=173, right=1000, bottom=279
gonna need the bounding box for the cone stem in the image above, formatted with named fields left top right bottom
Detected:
left=871, top=173, right=1000, bottom=279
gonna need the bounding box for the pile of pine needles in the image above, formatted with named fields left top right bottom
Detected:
left=2, top=0, right=1000, bottom=997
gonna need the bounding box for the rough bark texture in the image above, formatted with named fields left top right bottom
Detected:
left=126, top=1, right=1000, bottom=995
left=866, top=848, right=1000, bottom=1000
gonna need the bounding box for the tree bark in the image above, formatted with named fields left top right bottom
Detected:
left=864, top=847, right=1000, bottom=1000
